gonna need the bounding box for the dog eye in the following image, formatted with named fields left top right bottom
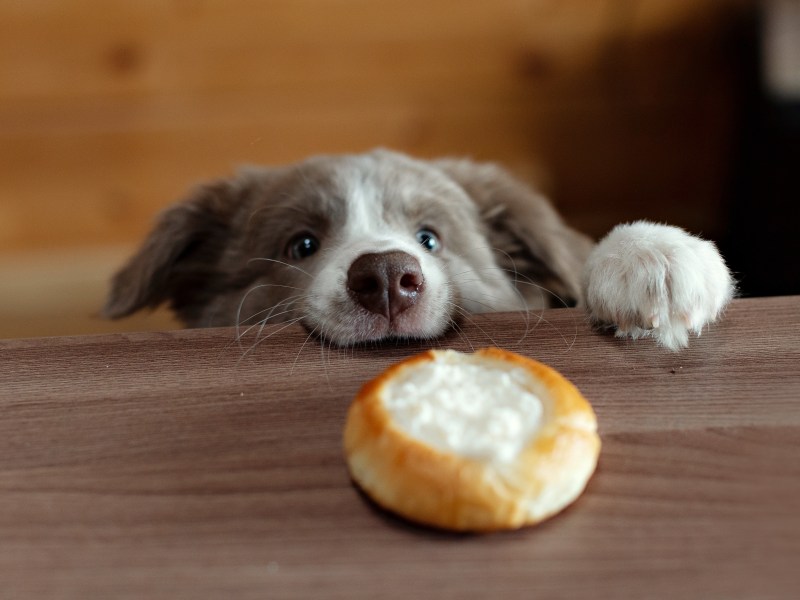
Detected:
left=416, top=228, right=440, bottom=253
left=286, top=233, right=320, bottom=260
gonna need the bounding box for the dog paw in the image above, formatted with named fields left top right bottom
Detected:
left=582, top=221, right=735, bottom=350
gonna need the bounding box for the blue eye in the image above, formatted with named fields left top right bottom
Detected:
left=286, top=233, right=320, bottom=260
left=416, top=228, right=440, bottom=253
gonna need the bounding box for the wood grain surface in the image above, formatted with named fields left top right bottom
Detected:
left=0, top=0, right=753, bottom=339
left=1, top=0, right=747, bottom=253
left=1, top=296, right=798, bottom=599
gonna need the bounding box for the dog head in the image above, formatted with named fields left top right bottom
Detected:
left=104, top=150, right=591, bottom=345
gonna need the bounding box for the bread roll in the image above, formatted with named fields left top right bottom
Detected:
left=344, top=348, right=600, bottom=531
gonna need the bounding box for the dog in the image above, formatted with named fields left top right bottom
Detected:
left=104, top=149, right=734, bottom=350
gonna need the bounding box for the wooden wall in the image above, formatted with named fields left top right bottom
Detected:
left=0, top=0, right=753, bottom=338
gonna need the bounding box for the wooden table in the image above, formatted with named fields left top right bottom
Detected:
left=2, top=296, right=798, bottom=599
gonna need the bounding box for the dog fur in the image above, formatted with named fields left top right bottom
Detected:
left=104, top=149, right=734, bottom=350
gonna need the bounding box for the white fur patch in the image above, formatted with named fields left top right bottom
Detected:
left=304, top=167, right=452, bottom=344
left=582, top=221, right=735, bottom=350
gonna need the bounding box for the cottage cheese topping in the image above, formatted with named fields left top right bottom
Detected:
left=382, top=353, right=543, bottom=462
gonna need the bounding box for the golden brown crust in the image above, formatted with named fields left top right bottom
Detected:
left=343, top=348, right=601, bottom=532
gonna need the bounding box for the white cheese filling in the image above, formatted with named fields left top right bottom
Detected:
left=382, top=352, right=544, bottom=463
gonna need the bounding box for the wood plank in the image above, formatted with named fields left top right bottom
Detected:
left=0, top=0, right=748, bottom=251
left=0, top=297, right=797, bottom=598
left=3, top=297, right=798, bottom=434
left=0, top=0, right=586, bottom=98
left=0, top=89, right=735, bottom=250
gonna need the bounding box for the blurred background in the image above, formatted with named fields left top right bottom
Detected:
left=1, top=0, right=797, bottom=339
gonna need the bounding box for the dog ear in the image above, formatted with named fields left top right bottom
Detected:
left=103, top=179, right=242, bottom=323
left=435, top=159, right=594, bottom=307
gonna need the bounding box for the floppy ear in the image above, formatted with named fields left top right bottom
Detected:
left=103, top=179, right=242, bottom=323
left=435, top=159, right=594, bottom=307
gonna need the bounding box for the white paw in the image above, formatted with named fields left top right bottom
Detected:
left=582, top=221, right=735, bottom=350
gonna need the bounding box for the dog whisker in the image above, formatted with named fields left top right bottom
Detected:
left=291, top=324, right=320, bottom=376
left=242, top=282, right=306, bottom=293
left=238, top=315, right=307, bottom=362
left=319, top=327, right=335, bottom=390
left=450, top=263, right=545, bottom=306
left=447, top=316, right=475, bottom=352
left=528, top=310, right=577, bottom=351
left=257, top=294, right=306, bottom=328
left=510, top=277, right=572, bottom=309
left=449, top=245, right=541, bottom=308
left=238, top=293, right=306, bottom=328
left=449, top=289, right=512, bottom=312
left=451, top=247, right=579, bottom=346
left=454, top=259, right=578, bottom=349
left=255, top=299, right=298, bottom=341
left=447, top=303, right=501, bottom=349
left=509, top=278, right=579, bottom=349
left=235, top=284, right=303, bottom=349
left=235, top=283, right=270, bottom=346
left=235, top=296, right=306, bottom=346
left=246, top=257, right=313, bottom=279
left=451, top=281, right=532, bottom=339
left=467, top=243, right=573, bottom=307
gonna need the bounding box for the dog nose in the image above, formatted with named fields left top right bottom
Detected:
left=347, top=251, right=425, bottom=319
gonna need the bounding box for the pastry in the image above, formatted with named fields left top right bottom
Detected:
left=344, top=348, right=600, bottom=531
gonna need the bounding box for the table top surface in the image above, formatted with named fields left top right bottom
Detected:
left=1, top=296, right=799, bottom=599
